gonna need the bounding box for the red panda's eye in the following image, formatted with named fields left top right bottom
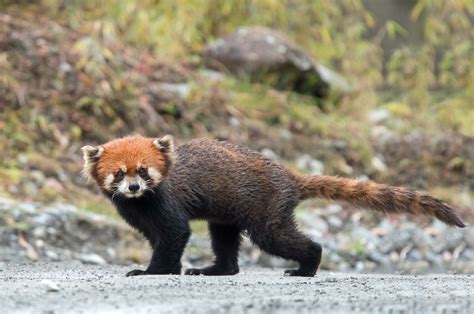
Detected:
left=138, top=167, right=147, bottom=177
left=115, top=170, right=125, bottom=179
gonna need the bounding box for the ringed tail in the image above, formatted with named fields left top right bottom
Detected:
left=296, top=174, right=466, bottom=228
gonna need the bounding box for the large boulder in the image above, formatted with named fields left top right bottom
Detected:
left=202, top=26, right=350, bottom=98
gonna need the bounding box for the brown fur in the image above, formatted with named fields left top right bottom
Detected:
left=295, top=174, right=465, bottom=227
left=82, top=135, right=465, bottom=277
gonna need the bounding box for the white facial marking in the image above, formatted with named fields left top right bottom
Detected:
left=118, top=175, right=148, bottom=198
left=147, top=167, right=162, bottom=185
left=103, top=174, right=114, bottom=191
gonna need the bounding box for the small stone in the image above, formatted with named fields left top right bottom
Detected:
left=369, top=251, right=388, bottom=264
left=78, top=253, right=107, bottom=265
left=355, top=261, right=365, bottom=272
left=42, top=280, right=60, bottom=292
left=442, top=251, right=452, bottom=262
left=261, top=148, right=278, bottom=160
left=407, top=249, right=422, bottom=261
left=325, top=204, right=343, bottom=214
left=295, top=154, right=324, bottom=175
left=371, top=155, right=387, bottom=172
left=60, top=62, right=72, bottom=72
left=389, top=251, right=399, bottom=263
left=32, top=227, right=47, bottom=238
left=157, top=83, right=191, bottom=98
left=106, top=248, right=117, bottom=258
left=460, top=249, right=474, bottom=260
left=228, top=117, right=240, bottom=127
left=17, top=203, right=37, bottom=214
left=35, top=239, right=45, bottom=248
left=327, top=216, right=343, bottom=230
left=45, top=250, right=59, bottom=260
left=199, top=69, right=225, bottom=81
left=368, top=108, right=390, bottom=123
left=323, top=276, right=338, bottom=283
left=300, top=213, right=328, bottom=233
left=279, top=129, right=292, bottom=140
left=46, top=227, right=58, bottom=235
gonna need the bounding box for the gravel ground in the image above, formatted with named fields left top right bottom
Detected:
left=0, top=262, right=473, bottom=314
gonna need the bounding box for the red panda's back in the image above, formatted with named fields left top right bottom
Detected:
left=169, top=139, right=301, bottom=218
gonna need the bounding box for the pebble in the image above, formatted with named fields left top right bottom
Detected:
left=260, top=148, right=278, bottom=160
left=295, top=154, right=324, bottom=175
left=45, top=250, right=59, bottom=260
left=371, top=155, right=387, bottom=172
left=327, top=216, right=343, bottom=230
left=368, top=108, right=391, bottom=123
left=78, top=253, right=107, bottom=265
left=42, top=280, right=60, bottom=292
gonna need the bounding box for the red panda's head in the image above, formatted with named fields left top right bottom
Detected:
left=81, top=135, right=174, bottom=199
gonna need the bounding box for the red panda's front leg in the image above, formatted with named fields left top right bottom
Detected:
left=126, top=222, right=191, bottom=276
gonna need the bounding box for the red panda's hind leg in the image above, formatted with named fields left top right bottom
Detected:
left=185, top=223, right=241, bottom=276
left=249, top=219, right=322, bottom=277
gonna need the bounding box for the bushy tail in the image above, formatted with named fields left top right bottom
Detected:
left=297, top=175, right=465, bottom=227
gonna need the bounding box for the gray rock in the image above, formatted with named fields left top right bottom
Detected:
left=30, top=170, right=46, bottom=183
left=355, top=261, right=365, bottom=272
left=300, top=212, right=329, bottom=234
left=371, top=155, right=387, bottom=173
left=199, top=69, right=225, bottom=81
left=368, top=108, right=391, bottom=123
left=32, top=226, right=47, bottom=238
left=369, top=251, right=389, bottom=265
left=106, top=248, right=117, bottom=258
left=78, top=253, right=107, bottom=265
left=260, top=148, right=278, bottom=160
left=460, top=249, right=474, bottom=260
left=202, top=26, right=351, bottom=97
left=228, top=117, right=240, bottom=127
left=155, top=83, right=191, bottom=98
left=17, top=203, right=37, bottom=214
left=325, top=204, right=343, bottom=215
left=279, top=129, right=292, bottom=141
left=432, top=228, right=465, bottom=252
left=32, top=213, right=55, bottom=226
left=295, top=154, right=324, bottom=175
left=327, top=216, right=343, bottom=230
left=463, top=228, right=474, bottom=248
left=406, top=249, right=423, bottom=261
left=45, top=250, right=59, bottom=260
left=41, top=279, right=60, bottom=292
left=371, top=125, right=396, bottom=145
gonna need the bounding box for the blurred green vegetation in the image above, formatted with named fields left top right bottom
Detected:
left=0, top=0, right=472, bottom=217
left=36, top=0, right=473, bottom=135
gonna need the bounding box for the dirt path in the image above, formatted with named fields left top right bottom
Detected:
left=0, top=262, right=473, bottom=313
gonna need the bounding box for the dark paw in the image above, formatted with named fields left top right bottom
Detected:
left=126, top=269, right=148, bottom=277
left=284, top=269, right=316, bottom=277
left=185, top=265, right=239, bottom=276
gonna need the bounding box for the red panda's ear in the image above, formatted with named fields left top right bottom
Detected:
left=153, top=135, right=174, bottom=154
left=81, top=145, right=103, bottom=182
left=81, top=146, right=103, bottom=160
left=153, top=135, right=175, bottom=163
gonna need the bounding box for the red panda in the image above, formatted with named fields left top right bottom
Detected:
left=82, top=135, right=465, bottom=277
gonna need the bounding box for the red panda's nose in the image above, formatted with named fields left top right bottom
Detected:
left=129, top=183, right=140, bottom=192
